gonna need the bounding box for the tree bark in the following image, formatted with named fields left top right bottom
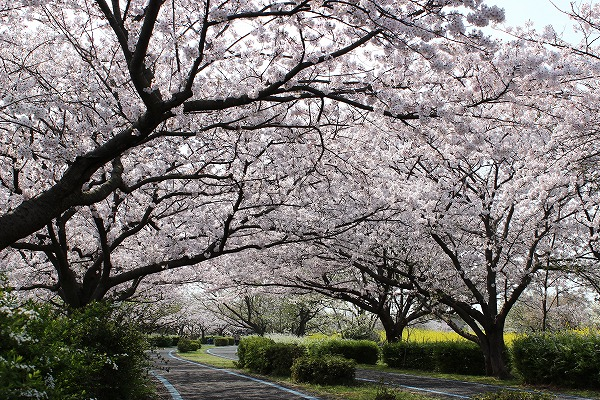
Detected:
left=478, top=325, right=511, bottom=379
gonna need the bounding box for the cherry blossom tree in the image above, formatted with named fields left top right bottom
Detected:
left=257, top=239, right=431, bottom=342
left=0, top=0, right=505, bottom=249
left=0, top=0, right=513, bottom=303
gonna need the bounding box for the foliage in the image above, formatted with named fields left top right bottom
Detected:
left=213, top=336, right=234, bottom=346
left=472, top=390, right=555, bottom=400
left=432, top=341, right=486, bottom=375
left=148, top=334, right=180, bottom=347
left=342, top=326, right=381, bottom=342
left=291, top=355, right=356, bottom=385
left=308, top=339, right=380, bottom=365
left=381, top=341, right=435, bottom=371
left=512, top=331, right=600, bottom=388
left=0, top=285, right=153, bottom=400
left=236, top=336, right=306, bottom=376
left=265, top=342, right=308, bottom=376
left=375, top=381, right=400, bottom=400
left=236, top=336, right=275, bottom=370
left=177, top=338, right=201, bottom=353
left=381, top=340, right=485, bottom=375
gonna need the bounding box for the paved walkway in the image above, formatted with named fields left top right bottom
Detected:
left=151, top=348, right=321, bottom=400
left=205, top=346, right=596, bottom=400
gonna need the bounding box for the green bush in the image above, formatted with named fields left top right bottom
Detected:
left=236, top=336, right=275, bottom=370
left=236, top=337, right=305, bottom=376
left=512, top=332, right=600, bottom=388
left=148, top=334, right=179, bottom=347
left=291, top=355, right=356, bottom=385
left=381, top=341, right=435, bottom=371
left=0, top=287, right=153, bottom=400
left=214, top=336, right=233, bottom=346
left=266, top=343, right=307, bottom=376
left=308, top=339, right=380, bottom=365
left=382, top=340, right=485, bottom=375
left=433, top=340, right=486, bottom=375
left=177, top=338, right=201, bottom=353
left=472, top=390, right=555, bottom=400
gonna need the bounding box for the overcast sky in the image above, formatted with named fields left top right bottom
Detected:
left=486, top=0, right=594, bottom=42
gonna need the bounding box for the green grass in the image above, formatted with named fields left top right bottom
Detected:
left=176, top=345, right=236, bottom=369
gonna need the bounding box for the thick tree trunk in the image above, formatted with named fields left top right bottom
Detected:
left=379, top=313, right=405, bottom=342
left=479, top=326, right=511, bottom=379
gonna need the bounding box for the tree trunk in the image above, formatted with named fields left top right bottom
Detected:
left=379, top=313, right=404, bottom=342
left=479, top=326, right=511, bottom=379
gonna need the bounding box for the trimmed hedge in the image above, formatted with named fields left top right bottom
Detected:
left=433, top=340, right=486, bottom=375
left=382, top=340, right=485, bottom=375
left=512, top=331, right=600, bottom=388
left=148, top=335, right=179, bottom=347
left=236, top=336, right=275, bottom=370
left=382, top=341, right=434, bottom=370
left=291, top=355, right=356, bottom=385
left=214, top=336, right=234, bottom=346
left=308, top=339, right=380, bottom=365
left=236, top=337, right=306, bottom=376
left=177, top=338, right=201, bottom=353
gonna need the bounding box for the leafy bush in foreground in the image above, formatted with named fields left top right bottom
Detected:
left=512, top=331, right=600, bottom=388
left=0, top=284, right=153, bottom=400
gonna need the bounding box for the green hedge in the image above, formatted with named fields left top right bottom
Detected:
left=381, top=341, right=435, bottom=370
left=236, top=337, right=306, bottom=376
left=433, top=340, right=486, bottom=375
left=213, top=336, right=233, bottom=346
left=308, top=339, right=380, bottom=365
left=291, top=355, right=356, bottom=385
left=148, top=335, right=179, bottom=347
left=382, top=340, right=485, bottom=375
left=177, top=338, right=201, bottom=353
left=236, top=336, right=275, bottom=370
left=512, top=331, right=600, bottom=388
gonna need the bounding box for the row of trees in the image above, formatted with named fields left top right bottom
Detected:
left=3, top=0, right=600, bottom=380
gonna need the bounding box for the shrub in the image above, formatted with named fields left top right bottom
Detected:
left=266, top=343, right=307, bottom=376
left=0, top=287, right=154, bottom=400
left=512, top=331, right=600, bottom=388
left=375, top=382, right=399, bottom=400
left=213, top=336, right=234, bottom=346
left=236, top=337, right=305, bottom=376
left=433, top=340, right=486, bottom=375
left=381, top=341, right=435, bottom=371
left=342, top=326, right=380, bottom=342
left=472, top=390, right=555, bottom=400
left=291, top=355, right=356, bottom=385
left=177, top=338, right=201, bottom=353
left=148, top=334, right=179, bottom=348
left=308, top=339, right=380, bottom=365
left=236, top=336, right=275, bottom=370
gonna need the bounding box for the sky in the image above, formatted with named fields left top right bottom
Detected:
left=486, top=0, right=595, bottom=42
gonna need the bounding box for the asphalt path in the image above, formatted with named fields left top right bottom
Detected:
left=151, top=348, right=321, bottom=400
left=206, top=346, right=596, bottom=400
